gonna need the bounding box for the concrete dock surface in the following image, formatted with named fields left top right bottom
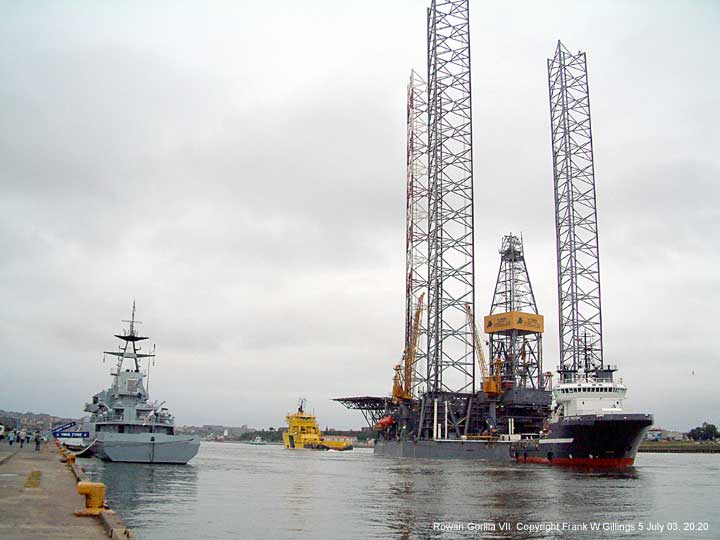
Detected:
left=0, top=443, right=119, bottom=539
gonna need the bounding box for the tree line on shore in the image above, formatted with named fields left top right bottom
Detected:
left=687, top=422, right=718, bottom=441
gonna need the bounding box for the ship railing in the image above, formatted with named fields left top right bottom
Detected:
left=95, top=413, right=125, bottom=423
left=464, top=434, right=501, bottom=441
left=95, top=413, right=174, bottom=425
left=143, top=415, right=175, bottom=426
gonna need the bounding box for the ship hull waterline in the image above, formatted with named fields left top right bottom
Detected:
left=374, top=438, right=512, bottom=460
left=374, top=414, right=652, bottom=468
left=88, top=434, right=200, bottom=464
left=513, top=413, right=652, bottom=467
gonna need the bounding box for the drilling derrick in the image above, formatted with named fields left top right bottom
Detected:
left=426, top=0, right=475, bottom=397
left=405, top=70, right=429, bottom=397
left=485, top=235, right=544, bottom=390
left=547, top=42, right=607, bottom=382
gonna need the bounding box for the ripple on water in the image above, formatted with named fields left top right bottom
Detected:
left=78, top=443, right=720, bottom=540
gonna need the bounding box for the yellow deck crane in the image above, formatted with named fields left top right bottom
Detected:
left=392, top=292, right=425, bottom=402
left=464, top=303, right=502, bottom=397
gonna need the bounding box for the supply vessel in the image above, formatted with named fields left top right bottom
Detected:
left=512, top=370, right=652, bottom=466
left=283, top=399, right=353, bottom=451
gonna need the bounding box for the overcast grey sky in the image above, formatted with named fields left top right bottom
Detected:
left=1, top=1, right=718, bottom=431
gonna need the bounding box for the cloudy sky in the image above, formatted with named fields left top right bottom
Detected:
left=1, top=1, right=717, bottom=431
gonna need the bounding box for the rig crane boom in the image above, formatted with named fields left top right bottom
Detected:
left=393, top=292, right=425, bottom=402
left=464, top=303, right=501, bottom=397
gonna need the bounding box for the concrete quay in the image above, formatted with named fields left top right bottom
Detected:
left=0, top=443, right=132, bottom=539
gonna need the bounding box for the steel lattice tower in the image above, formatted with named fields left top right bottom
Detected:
left=405, top=70, right=429, bottom=397
left=488, top=235, right=543, bottom=388
left=426, top=0, right=475, bottom=395
left=548, top=41, right=604, bottom=380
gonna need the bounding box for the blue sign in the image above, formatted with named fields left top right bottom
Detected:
left=52, top=421, right=77, bottom=434
left=54, top=431, right=90, bottom=438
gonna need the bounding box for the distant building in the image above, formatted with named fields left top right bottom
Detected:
left=646, top=428, right=686, bottom=441
left=227, top=426, right=255, bottom=436
left=0, top=416, right=19, bottom=430
left=0, top=410, right=76, bottom=432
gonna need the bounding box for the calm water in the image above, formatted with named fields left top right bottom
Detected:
left=80, top=442, right=719, bottom=540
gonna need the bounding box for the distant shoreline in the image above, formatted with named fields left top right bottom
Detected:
left=639, top=442, right=720, bottom=453
left=205, top=440, right=375, bottom=449
left=208, top=439, right=718, bottom=453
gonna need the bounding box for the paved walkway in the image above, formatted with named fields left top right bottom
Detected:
left=0, top=443, right=109, bottom=539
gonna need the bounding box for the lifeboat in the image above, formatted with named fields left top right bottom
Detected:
left=375, top=415, right=396, bottom=430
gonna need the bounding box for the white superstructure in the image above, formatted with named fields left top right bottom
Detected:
left=551, top=378, right=626, bottom=418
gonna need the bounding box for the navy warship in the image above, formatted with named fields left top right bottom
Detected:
left=82, top=304, right=199, bottom=464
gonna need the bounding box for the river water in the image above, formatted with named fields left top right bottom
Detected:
left=79, top=442, right=718, bottom=540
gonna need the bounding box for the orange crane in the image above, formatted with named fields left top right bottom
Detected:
left=464, top=303, right=502, bottom=397
left=392, top=292, right=425, bottom=402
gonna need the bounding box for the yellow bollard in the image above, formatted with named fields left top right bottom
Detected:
left=75, top=482, right=106, bottom=516
left=66, top=453, right=76, bottom=465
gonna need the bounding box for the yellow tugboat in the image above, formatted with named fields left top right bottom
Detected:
left=283, top=399, right=353, bottom=451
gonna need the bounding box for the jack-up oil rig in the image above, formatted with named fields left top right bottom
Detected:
left=336, top=0, right=652, bottom=465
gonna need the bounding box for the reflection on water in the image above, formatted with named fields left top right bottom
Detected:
left=78, top=443, right=720, bottom=540
left=81, top=459, right=199, bottom=522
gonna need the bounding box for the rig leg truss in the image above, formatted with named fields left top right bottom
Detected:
left=426, top=0, right=476, bottom=396
left=405, top=70, right=429, bottom=397
left=548, top=41, right=604, bottom=377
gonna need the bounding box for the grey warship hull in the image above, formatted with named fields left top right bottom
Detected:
left=92, top=433, right=199, bottom=464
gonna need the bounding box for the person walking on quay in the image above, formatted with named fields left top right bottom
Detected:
left=25, top=432, right=31, bottom=445
left=19, top=430, right=26, bottom=448
left=8, top=430, right=15, bottom=446
left=33, top=430, right=42, bottom=452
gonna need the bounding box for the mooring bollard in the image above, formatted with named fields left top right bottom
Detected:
left=75, top=482, right=107, bottom=516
